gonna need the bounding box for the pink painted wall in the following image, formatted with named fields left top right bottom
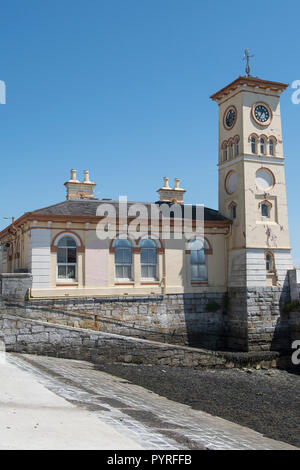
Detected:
left=85, top=240, right=108, bottom=287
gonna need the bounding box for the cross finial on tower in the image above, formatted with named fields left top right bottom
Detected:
left=243, top=48, right=254, bottom=77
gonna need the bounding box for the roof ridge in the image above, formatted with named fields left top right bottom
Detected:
left=32, top=200, right=70, bottom=213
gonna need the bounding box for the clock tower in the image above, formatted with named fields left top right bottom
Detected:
left=211, top=75, right=293, bottom=289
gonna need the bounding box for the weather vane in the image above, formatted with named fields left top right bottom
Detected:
left=243, top=48, right=254, bottom=77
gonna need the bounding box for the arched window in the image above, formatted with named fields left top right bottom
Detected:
left=231, top=204, right=237, bottom=219
left=230, top=141, right=234, bottom=159
left=265, top=252, right=275, bottom=273
left=115, top=238, right=132, bottom=279
left=235, top=139, right=239, bottom=157
left=261, top=202, right=270, bottom=218
left=57, top=236, right=77, bottom=280
left=269, top=138, right=274, bottom=156
left=260, top=137, right=266, bottom=155
left=251, top=136, right=257, bottom=154
left=223, top=144, right=228, bottom=161
left=190, top=239, right=207, bottom=281
left=140, top=239, right=157, bottom=279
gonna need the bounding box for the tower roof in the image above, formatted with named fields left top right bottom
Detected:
left=210, top=76, right=288, bottom=103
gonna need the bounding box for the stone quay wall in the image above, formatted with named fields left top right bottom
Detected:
left=0, top=274, right=297, bottom=352
left=227, top=287, right=291, bottom=352
left=0, top=314, right=284, bottom=369
left=3, top=293, right=227, bottom=350
left=0, top=273, right=32, bottom=301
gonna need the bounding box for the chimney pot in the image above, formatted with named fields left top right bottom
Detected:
left=174, top=178, right=180, bottom=189
left=83, top=170, right=90, bottom=183
left=70, top=169, right=77, bottom=181
left=163, top=177, right=170, bottom=189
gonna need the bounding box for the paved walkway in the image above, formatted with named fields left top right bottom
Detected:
left=2, top=353, right=296, bottom=450
left=0, top=355, right=142, bottom=450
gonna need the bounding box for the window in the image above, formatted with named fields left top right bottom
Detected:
left=57, top=236, right=77, bottom=280
left=223, top=144, right=228, bottom=161
left=266, top=252, right=274, bottom=273
left=190, top=239, right=207, bottom=281
left=269, top=138, right=274, bottom=156
left=235, top=139, right=239, bottom=157
left=260, top=137, right=266, bottom=155
left=231, top=204, right=237, bottom=219
left=251, top=136, right=257, bottom=154
left=115, top=238, right=132, bottom=279
left=140, top=239, right=157, bottom=279
left=261, top=202, right=270, bottom=218
left=230, top=141, right=234, bottom=159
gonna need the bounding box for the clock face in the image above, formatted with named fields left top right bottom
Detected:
left=254, top=104, right=270, bottom=123
left=225, top=107, right=236, bottom=129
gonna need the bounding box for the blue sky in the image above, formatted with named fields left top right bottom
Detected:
left=0, top=0, right=299, bottom=263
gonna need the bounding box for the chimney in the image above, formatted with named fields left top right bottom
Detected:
left=64, top=169, right=96, bottom=200
left=157, top=177, right=185, bottom=205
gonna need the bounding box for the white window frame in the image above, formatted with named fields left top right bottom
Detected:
left=140, top=239, right=158, bottom=281
left=56, top=236, right=78, bottom=283
left=251, top=137, right=257, bottom=154
left=189, top=238, right=208, bottom=282
left=114, top=239, right=133, bottom=281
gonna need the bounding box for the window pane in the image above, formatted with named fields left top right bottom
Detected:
left=116, top=265, right=123, bottom=278
left=198, top=265, right=207, bottom=280
left=141, top=248, right=148, bottom=264
left=262, top=204, right=269, bottom=217
left=115, top=238, right=131, bottom=248
left=141, top=265, right=148, bottom=278
left=190, top=238, right=205, bottom=251
left=67, top=248, right=76, bottom=263
left=191, top=265, right=198, bottom=280
left=57, top=247, right=67, bottom=263
left=124, top=265, right=131, bottom=279
left=66, top=237, right=76, bottom=247
left=140, top=239, right=156, bottom=248
left=123, top=248, right=132, bottom=264
left=197, top=250, right=205, bottom=264
left=58, top=236, right=76, bottom=247
left=58, top=265, right=66, bottom=278
left=149, top=265, right=156, bottom=278
left=190, top=250, right=198, bottom=265
left=115, top=248, right=123, bottom=264
left=148, top=248, right=157, bottom=264
left=67, top=265, right=76, bottom=279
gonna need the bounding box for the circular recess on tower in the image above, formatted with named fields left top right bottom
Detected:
left=225, top=171, right=238, bottom=194
left=255, top=168, right=275, bottom=191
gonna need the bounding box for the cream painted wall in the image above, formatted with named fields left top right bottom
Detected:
left=216, top=79, right=292, bottom=288
left=19, top=220, right=228, bottom=297
left=31, top=228, right=50, bottom=289
left=85, top=239, right=108, bottom=287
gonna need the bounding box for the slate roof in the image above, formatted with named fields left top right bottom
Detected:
left=31, top=199, right=229, bottom=222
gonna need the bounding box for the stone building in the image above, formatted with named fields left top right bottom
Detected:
left=0, top=74, right=295, bottom=351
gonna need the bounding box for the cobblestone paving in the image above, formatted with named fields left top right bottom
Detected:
left=8, top=354, right=296, bottom=450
